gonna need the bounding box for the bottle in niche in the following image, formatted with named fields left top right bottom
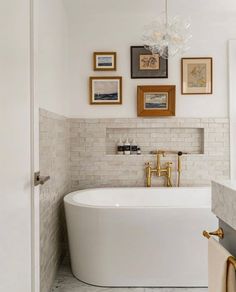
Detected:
left=124, top=138, right=131, bottom=155
left=131, top=139, right=138, bottom=155
left=137, top=146, right=141, bottom=155
left=117, top=138, right=124, bottom=155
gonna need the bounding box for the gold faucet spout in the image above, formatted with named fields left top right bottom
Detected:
left=157, top=151, right=165, bottom=176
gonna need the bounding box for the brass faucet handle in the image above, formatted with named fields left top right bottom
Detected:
left=145, top=162, right=152, bottom=167
left=166, top=161, right=173, bottom=167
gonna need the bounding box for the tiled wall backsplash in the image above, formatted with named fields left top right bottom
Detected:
left=106, top=127, right=204, bottom=155
left=40, top=111, right=230, bottom=292
left=39, top=109, right=70, bottom=292
left=70, top=118, right=230, bottom=190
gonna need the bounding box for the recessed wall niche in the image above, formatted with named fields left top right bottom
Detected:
left=69, top=117, right=229, bottom=189
left=106, top=128, right=204, bottom=155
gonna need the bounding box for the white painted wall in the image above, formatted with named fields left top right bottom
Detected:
left=35, top=1, right=71, bottom=290
left=229, top=40, right=236, bottom=179
left=64, top=0, right=236, bottom=118
left=0, top=0, right=32, bottom=291
left=37, top=0, right=70, bottom=116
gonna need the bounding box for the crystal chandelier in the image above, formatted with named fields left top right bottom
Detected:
left=142, top=0, right=192, bottom=59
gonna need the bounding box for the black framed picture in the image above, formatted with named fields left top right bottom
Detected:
left=131, top=46, right=168, bottom=79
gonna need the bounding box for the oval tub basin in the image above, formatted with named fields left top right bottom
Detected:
left=64, top=187, right=217, bottom=287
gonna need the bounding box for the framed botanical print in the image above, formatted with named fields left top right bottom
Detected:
left=93, top=52, right=117, bottom=71
left=89, top=76, right=122, bottom=105
left=137, top=85, right=176, bottom=117
left=181, top=57, right=213, bottom=94
left=131, top=46, right=168, bottom=78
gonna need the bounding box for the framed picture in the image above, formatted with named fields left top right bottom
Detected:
left=181, top=57, right=213, bottom=94
left=131, top=46, right=168, bottom=78
left=137, top=85, right=175, bottom=117
left=89, top=76, right=122, bottom=105
left=93, top=52, right=117, bottom=71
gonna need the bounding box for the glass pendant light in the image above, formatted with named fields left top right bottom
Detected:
left=142, top=0, right=192, bottom=59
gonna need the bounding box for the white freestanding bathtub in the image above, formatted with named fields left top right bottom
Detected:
left=64, top=187, right=217, bottom=287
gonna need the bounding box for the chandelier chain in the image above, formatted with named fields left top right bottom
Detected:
left=165, top=0, right=168, bottom=27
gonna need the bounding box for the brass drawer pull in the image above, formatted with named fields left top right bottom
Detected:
left=203, top=228, right=224, bottom=239
left=203, top=228, right=236, bottom=270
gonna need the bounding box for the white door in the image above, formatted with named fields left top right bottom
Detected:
left=0, top=0, right=38, bottom=291
left=32, top=0, right=40, bottom=290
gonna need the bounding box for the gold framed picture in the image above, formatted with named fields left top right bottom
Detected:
left=93, top=52, right=117, bottom=71
left=137, top=85, right=176, bottom=117
left=181, top=57, right=213, bottom=94
left=89, top=76, right=122, bottom=105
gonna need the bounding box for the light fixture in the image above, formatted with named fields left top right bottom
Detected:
left=142, top=0, right=192, bottom=59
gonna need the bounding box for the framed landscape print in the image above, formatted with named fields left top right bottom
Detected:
left=93, top=52, right=117, bottom=71
left=137, top=85, right=175, bottom=117
left=181, top=57, right=213, bottom=94
left=89, top=76, right=122, bottom=105
left=131, top=46, right=168, bottom=78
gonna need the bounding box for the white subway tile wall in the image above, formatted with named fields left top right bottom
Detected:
left=70, top=118, right=230, bottom=190
left=39, top=109, right=71, bottom=292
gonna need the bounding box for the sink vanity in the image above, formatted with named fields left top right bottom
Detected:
left=212, top=180, right=236, bottom=257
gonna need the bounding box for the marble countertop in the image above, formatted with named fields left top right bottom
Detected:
left=212, top=180, right=236, bottom=230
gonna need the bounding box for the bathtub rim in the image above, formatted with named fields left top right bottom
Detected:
left=64, top=186, right=211, bottom=209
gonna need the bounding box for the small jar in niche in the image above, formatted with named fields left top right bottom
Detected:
left=117, top=138, right=124, bottom=155
left=137, top=146, right=141, bottom=155
left=131, top=139, right=138, bottom=155
left=124, top=138, right=131, bottom=155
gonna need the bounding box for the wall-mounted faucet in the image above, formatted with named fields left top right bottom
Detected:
left=145, top=150, right=173, bottom=188
left=145, top=150, right=187, bottom=187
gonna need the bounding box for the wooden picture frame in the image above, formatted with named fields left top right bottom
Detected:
left=137, top=85, right=176, bottom=117
left=131, top=46, right=168, bottom=79
left=181, top=57, right=213, bottom=95
left=93, top=52, right=117, bottom=71
left=89, top=76, right=122, bottom=105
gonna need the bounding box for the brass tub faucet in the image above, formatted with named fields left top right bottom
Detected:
left=145, top=150, right=173, bottom=188
left=145, top=150, right=187, bottom=187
